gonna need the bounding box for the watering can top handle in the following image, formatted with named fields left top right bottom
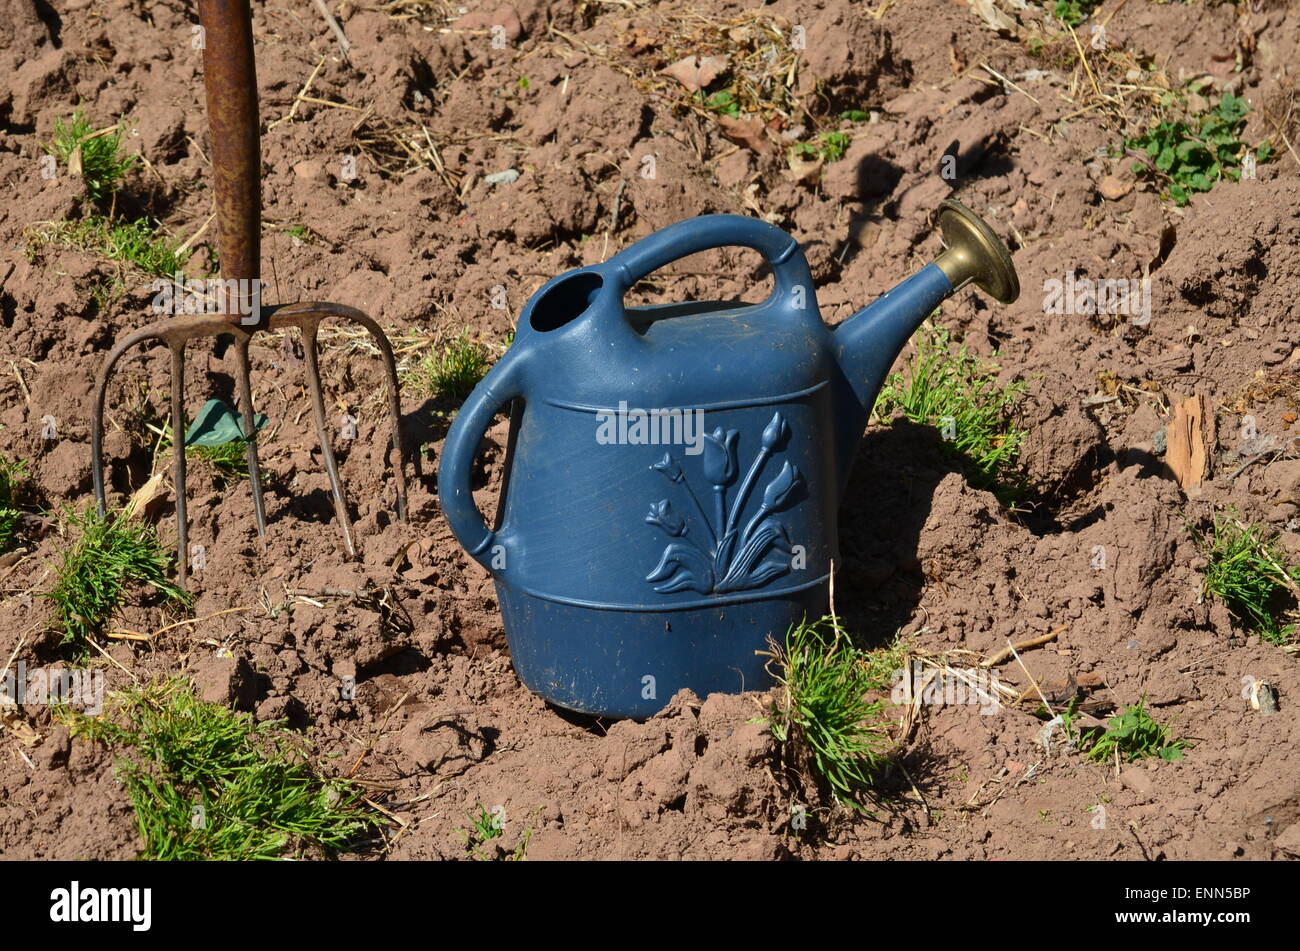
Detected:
left=606, top=214, right=814, bottom=305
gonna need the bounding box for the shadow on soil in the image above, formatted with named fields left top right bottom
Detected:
left=835, top=419, right=963, bottom=650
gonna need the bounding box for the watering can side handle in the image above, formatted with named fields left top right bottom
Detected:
left=437, top=363, right=521, bottom=571
left=607, top=214, right=814, bottom=310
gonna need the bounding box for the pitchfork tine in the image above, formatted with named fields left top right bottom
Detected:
left=266, top=301, right=410, bottom=542
left=232, top=335, right=268, bottom=548
left=91, top=320, right=205, bottom=585
left=342, top=309, right=410, bottom=521
left=92, top=336, right=139, bottom=515
left=301, top=316, right=357, bottom=559
left=169, top=343, right=190, bottom=587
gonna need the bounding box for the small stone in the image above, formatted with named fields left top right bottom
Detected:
left=1098, top=175, right=1133, bottom=200
left=255, top=694, right=304, bottom=723
left=192, top=654, right=257, bottom=711
left=1119, top=767, right=1155, bottom=798
left=293, top=160, right=325, bottom=181
left=715, top=150, right=753, bottom=189
left=883, top=90, right=926, bottom=115
left=1275, top=822, right=1300, bottom=857
left=483, top=168, right=520, bottom=186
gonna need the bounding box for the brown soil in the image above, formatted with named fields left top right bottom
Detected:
left=3, top=0, right=1300, bottom=860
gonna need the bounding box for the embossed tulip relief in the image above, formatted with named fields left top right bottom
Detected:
left=645, top=412, right=803, bottom=594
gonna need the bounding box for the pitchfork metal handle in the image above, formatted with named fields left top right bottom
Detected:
left=199, top=0, right=261, bottom=313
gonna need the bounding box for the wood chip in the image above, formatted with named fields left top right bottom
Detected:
left=125, top=472, right=167, bottom=522
left=1165, top=393, right=1217, bottom=489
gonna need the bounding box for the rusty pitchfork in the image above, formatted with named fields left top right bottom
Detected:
left=90, top=0, right=409, bottom=586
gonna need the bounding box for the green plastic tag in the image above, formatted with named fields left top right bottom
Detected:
left=184, top=399, right=268, bottom=447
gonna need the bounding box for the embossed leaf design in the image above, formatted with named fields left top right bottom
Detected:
left=646, top=543, right=715, bottom=594
left=715, top=529, right=738, bottom=573
left=716, top=517, right=793, bottom=592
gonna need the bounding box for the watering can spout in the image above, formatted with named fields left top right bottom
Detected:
left=832, top=200, right=1019, bottom=487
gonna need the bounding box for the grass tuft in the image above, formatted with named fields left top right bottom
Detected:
left=189, top=441, right=251, bottom=481
left=0, top=507, right=18, bottom=554
left=0, top=453, right=31, bottom=552
left=1193, top=510, right=1299, bottom=645
left=26, top=215, right=188, bottom=278
left=46, top=109, right=137, bottom=202
left=764, top=616, right=895, bottom=808
left=872, top=322, right=1026, bottom=500
left=403, top=332, right=491, bottom=401
left=454, top=804, right=531, bottom=860
left=46, top=507, right=189, bottom=656
left=62, top=679, right=378, bottom=860
left=0, top=453, right=30, bottom=507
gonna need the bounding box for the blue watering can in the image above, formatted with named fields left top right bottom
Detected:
left=439, top=200, right=1018, bottom=718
